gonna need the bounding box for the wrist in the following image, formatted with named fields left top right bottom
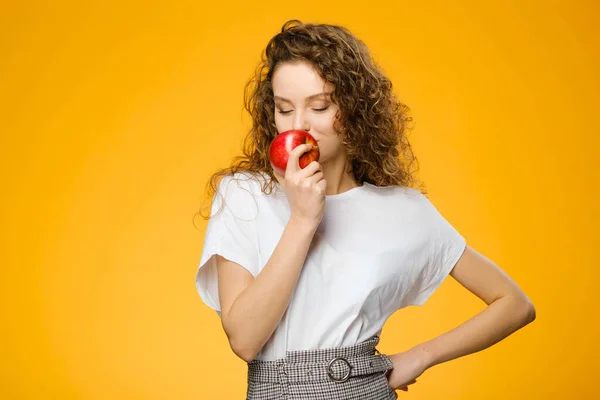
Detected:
left=288, top=215, right=319, bottom=234
left=410, top=343, right=437, bottom=371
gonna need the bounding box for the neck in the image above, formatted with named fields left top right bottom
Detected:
left=321, top=154, right=360, bottom=196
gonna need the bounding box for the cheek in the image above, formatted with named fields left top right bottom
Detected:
left=312, top=113, right=337, bottom=133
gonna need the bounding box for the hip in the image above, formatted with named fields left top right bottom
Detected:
left=246, top=335, right=398, bottom=400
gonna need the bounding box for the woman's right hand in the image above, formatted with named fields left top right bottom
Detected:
left=273, top=144, right=326, bottom=229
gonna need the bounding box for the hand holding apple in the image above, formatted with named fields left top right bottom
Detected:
left=269, top=130, right=320, bottom=176
left=269, top=130, right=326, bottom=228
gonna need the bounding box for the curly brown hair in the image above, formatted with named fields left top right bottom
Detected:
left=195, top=19, right=425, bottom=222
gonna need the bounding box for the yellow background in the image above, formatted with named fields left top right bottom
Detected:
left=2, top=0, right=598, bottom=399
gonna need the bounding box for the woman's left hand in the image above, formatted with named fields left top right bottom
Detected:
left=385, top=348, right=429, bottom=392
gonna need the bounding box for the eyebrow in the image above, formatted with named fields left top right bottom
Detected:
left=274, top=92, right=332, bottom=103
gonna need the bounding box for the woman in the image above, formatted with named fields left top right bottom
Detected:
left=195, top=20, right=536, bottom=399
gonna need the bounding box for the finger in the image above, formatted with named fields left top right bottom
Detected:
left=298, top=160, right=322, bottom=178
left=309, top=171, right=324, bottom=184
left=286, top=144, right=314, bottom=175
left=316, top=178, right=327, bottom=192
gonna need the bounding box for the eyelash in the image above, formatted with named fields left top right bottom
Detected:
left=277, top=106, right=330, bottom=115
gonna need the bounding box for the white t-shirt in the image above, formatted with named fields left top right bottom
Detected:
left=195, top=172, right=467, bottom=361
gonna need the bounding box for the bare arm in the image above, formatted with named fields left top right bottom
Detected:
left=415, top=245, right=536, bottom=368
left=216, top=144, right=326, bottom=362
left=216, top=217, right=316, bottom=362
left=386, top=245, right=536, bottom=391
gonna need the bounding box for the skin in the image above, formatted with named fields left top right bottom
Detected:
left=271, top=60, right=362, bottom=196
left=216, top=59, right=536, bottom=393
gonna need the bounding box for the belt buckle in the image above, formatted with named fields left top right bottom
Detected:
left=327, top=357, right=352, bottom=382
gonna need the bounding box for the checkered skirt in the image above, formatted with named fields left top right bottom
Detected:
left=246, top=335, right=398, bottom=399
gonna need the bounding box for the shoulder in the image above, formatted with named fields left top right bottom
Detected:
left=209, top=172, right=262, bottom=221
left=367, top=183, right=427, bottom=206
left=213, top=171, right=274, bottom=217
left=217, top=171, right=268, bottom=197
left=367, top=184, right=444, bottom=223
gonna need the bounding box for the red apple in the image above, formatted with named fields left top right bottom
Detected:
left=269, top=130, right=320, bottom=176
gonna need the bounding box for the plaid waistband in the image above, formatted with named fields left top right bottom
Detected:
left=247, top=335, right=393, bottom=384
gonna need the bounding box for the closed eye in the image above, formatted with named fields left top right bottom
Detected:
left=277, top=106, right=329, bottom=114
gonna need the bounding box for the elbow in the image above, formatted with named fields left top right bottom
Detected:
left=229, top=336, right=259, bottom=363
left=222, top=316, right=260, bottom=362
left=516, top=295, right=536, bottom=325
left=525, top=300, right=536, bottom=324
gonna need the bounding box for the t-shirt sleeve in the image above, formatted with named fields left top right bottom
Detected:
left=408, top=194, right=467, bottom=306
left=195, top=174, right=260, bottom=316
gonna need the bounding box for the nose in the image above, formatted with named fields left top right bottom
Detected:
left=292, top=111, right=311, bottom=132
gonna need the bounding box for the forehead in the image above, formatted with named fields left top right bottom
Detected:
left=272, top=61, right=333, bottom=99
